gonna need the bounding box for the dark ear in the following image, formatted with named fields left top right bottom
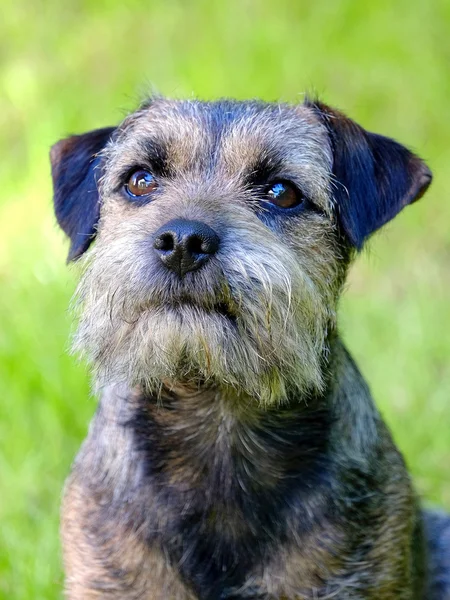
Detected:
left=306, top=100, right=432, bottom=250
left=50, top=127, right=115, bottom=261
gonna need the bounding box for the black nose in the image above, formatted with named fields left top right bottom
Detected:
left=153, top=219, right=220, bottom=277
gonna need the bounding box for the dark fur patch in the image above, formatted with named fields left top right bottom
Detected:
left=50, top=127, right=115, bottom=261
left=306, top=99, right=432, bottom=249
left=244, top=153, right=286, bottom=188
left=126, top=392, right=334, bottom=599
left=136, top=138, right=171, bottom=178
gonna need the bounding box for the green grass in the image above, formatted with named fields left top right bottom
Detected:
left=1, top=1, right=450, bottom=597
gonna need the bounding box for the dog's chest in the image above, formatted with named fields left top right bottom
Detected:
left=127, top=392, right=335, bottom=599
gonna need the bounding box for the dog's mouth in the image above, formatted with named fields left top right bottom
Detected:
left=164, top=299, right=238, bottom=323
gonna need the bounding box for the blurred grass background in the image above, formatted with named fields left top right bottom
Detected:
left=1, top=0, right=449, bottom=597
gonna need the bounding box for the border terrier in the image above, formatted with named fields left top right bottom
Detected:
left=51, top=97, right=450, bottom=599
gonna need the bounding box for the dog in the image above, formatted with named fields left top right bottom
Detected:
left=50, top=96, right=450, bottom=599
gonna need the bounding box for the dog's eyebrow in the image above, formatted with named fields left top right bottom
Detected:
left=115, top=137, right=171, bottom=182
left=244, top=152, right=285, bottom=186
left=137, top=138, right=171, bottom=177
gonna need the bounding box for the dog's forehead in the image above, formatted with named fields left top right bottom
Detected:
left=112, top=98, right=332, bottom=176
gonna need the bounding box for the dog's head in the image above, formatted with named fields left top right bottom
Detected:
left=51, top=98, right=431, bottom=404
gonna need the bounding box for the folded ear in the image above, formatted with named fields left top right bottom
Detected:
left=306, top=100, right=432, bottom=250
left=50, top=127, right=116, bottom=261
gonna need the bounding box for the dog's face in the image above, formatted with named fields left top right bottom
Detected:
left=51, top=98, right=431, bottom=404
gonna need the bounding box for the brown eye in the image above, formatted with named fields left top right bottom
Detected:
left=266, top=181, right=303, bottom=209
left=126, top=170, right=157, bottom=197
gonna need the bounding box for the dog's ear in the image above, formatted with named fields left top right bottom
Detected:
left=50, top=127, right=116, bottom=261
left=307, top=100, right=432, bottom=250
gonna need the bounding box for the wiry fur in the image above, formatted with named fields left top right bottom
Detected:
left=73, top=206, right=336, bottom=404
left=50, top=97, right=449, bottom=600
left=72, top=100, right=341, bottom=404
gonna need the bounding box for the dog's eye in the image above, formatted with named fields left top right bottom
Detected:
left=266, top=181, right=303, bottom=209
left=126, top=170, right=157, bottom=197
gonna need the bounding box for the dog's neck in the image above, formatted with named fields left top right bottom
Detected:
left=92, top=336, right=378, bottom=498
left=121, top=373, right=333, bottom=500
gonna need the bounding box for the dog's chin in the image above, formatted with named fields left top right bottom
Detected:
left=75, top=299, right=320, bottom=405
left=121, top=302, right=248, bottom=389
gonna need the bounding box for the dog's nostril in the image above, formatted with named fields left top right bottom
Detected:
left=186, top=235, right=206, bottom=256
left=154, top=233, right=175, bottom=252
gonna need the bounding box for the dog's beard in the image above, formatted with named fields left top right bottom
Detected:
left=72, top=231, right=331, bottom=405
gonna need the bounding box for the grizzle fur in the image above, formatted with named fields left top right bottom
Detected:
left=51, top=97, right=449, bottom=599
